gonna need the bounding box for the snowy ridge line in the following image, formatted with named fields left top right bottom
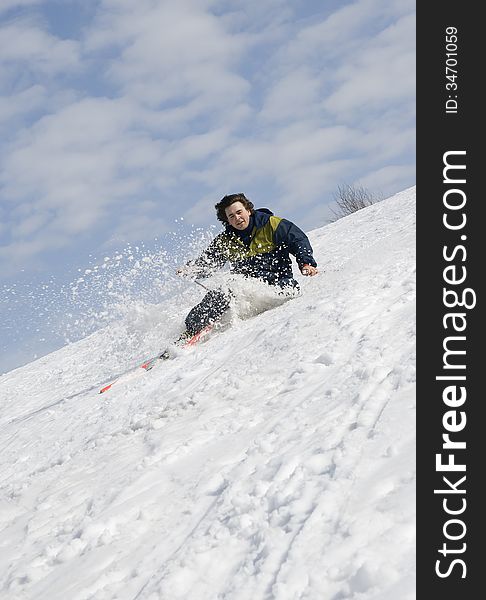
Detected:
left=317, top=224, right=411, bottom=275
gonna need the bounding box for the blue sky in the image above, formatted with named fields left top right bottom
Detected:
left=0, top=0, right=415, bottom=372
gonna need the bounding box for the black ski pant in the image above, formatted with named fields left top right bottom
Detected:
left=185, top=289, right=231, bottom=336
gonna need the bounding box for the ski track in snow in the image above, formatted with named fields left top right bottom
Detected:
left=0, top=188, right=416, bottom=600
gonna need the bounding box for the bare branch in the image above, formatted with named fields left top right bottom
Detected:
left=328, top=184, right=382, bottom=222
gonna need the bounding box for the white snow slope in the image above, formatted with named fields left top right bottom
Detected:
left=0, top=187, right=416, bottom=600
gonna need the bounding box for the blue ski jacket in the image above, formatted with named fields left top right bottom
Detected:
left=191, top=208, right=317, bottom=287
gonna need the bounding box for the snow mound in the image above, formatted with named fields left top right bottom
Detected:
left=0, top=187, right=416, bottom=600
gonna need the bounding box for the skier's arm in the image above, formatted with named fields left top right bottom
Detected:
left=274, top=219, right=318, bottom=274
left=177, top=234, right=227, bottom=279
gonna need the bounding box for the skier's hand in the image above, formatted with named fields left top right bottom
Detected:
left=176, top=264, right=194, bottom=278
left=300, top=264, right=318, bottom=276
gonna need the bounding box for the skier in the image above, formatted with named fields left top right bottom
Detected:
left=177, top=193, right=318, bottom=337
left=99, top=194, right=317, bottom=392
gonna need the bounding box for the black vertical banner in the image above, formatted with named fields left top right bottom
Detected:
left=417, top=3, right=481, bottom=599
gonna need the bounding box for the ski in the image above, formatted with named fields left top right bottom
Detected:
left=98, top=353, right=167, bottom=394
left=98, top=324, right=214, bottom=394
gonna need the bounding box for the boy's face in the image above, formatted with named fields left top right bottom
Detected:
left=225, top=201, right=252, bottom=230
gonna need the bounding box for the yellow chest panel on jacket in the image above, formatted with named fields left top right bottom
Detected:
left=221, top=216, right=282, bottom=261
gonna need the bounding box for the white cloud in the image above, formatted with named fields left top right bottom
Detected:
left=1, top=98, right=150, bottom=256
left=1, top=2, right=254, bottom=270
left=0, top=91, right=239, bottom=267
left=258, top=67, right=322, bottom=123
left=105, top=210, right=170, bottom=246
left=0, top=13, right=83, bottom=142
left=0, top=84, right=47, bottom=126
left=86, top=0, right=250, bottom=108
left=0, top=19, right=81, bottom=76
left=0, top=0, right=42, bottom=15
left=358, top=164, right=416, bottom=195
left=284, top=0, right=414, bottom=57
left=324, top=13, right=415, bottom=116
left=0, top=235, right=63, bottom=278
left=0, top=0, right=415, bottom=277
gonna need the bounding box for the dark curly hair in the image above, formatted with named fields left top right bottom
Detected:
left=215, top=193, right=255, bottom=224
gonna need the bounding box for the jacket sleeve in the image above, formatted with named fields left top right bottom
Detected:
left=274, top=219, right=317, bottom=268
left=185, top=233, right=228, bottom=278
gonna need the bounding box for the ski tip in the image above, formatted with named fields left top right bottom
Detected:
left=99, top=383, right=113, bottom=394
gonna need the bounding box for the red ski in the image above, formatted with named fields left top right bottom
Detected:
left=99, top=325, right=213, bottom=394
